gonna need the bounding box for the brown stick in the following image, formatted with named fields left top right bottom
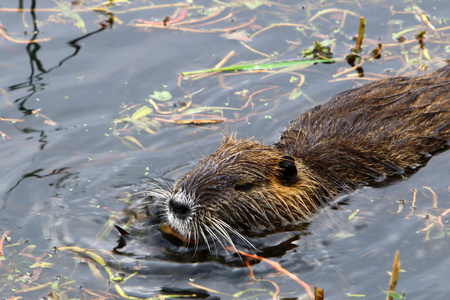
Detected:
left=386, top=250, right=401, bottom=300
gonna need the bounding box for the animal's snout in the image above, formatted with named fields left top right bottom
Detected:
left=168, top=198, right=192, bottom=220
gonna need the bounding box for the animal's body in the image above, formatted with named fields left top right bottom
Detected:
left=160, top=65, right=450, bottom=246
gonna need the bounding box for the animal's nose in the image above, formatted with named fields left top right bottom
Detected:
left=168, top=198, right=192, bottom=220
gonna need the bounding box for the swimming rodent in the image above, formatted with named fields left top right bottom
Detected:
left=158, top=64, right=449, bottom=247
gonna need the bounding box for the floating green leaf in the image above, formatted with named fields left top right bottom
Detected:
left=289, top=88, right=303, bottom=100
left=50, top=277, right=61, bottom=292
left=30, top=262, right=53, bottom=268
left=302, top=40, right=335, bottom=60
left=96, top=215, right=117, bottom=242
left=54, top=0, right=87, bottom=34
left=348, top=209, right=360, bottom=220
left=149, top=90, right=173, bottom=101
left=242, top=0, right=270, bottom=9
left=116, top=117, right=153, bottom=129
left=182, top=58, right=336, bottom=76
left=131, top=105, right=153, bottom=120
left=346, top=293, right=366, bottom=297
left=122, top=136, right=146, bottom=150
left=383, top=291, right=405, bottom=299
left=392, top=28, right=415, bottom=40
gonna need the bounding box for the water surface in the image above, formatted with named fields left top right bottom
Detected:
left=0, top=0, right=449, bottom=299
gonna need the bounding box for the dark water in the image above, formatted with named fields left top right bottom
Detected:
left=0, top=0, right=449, bottom=299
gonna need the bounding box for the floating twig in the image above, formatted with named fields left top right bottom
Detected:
left=233, top=248, right=315, bottom=300
left=385, top=250, right=403, bottom=300
left=309, top=8, right=359, bottom=23
left=0, top=21, right=51, bottom=43
left=422, top=186, right=438, bottom=208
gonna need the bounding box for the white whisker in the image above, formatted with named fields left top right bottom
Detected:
left=199, top=226, right=211, bottom=252
left=204, top=225, right=224, bottom=253
left=209, top=219, right=237, bottom=253
left=216, top=219, right=257, bottom=250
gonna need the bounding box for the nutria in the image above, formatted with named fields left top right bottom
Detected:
left=157, top=64, right=449, bottom=248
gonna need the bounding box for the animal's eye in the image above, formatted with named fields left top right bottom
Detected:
left=234, top=182, right=254, bottom=192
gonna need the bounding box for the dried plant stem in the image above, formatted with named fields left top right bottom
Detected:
left=355, top=16, right=366, bottom=53
left=386, top=250, right=401, bottom=300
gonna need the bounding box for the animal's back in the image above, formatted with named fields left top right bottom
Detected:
left=276, top=65, right=450, bottom=193
left=162, top=64, right=449, bottom=241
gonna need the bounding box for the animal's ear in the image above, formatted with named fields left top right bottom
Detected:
left=277, top=156, right=299, bottom=186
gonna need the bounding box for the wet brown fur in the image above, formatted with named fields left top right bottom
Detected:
left=166, top=65, right=450, bottom=240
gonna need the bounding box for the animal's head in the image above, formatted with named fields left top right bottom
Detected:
left=161, top=136, right=320, bottom=248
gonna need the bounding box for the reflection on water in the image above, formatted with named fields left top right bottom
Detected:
left=10, top=23, right=107, bottom=116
